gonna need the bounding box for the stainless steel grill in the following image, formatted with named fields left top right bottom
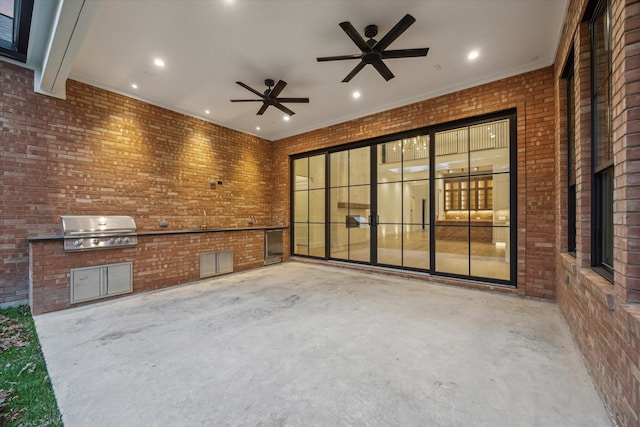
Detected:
left=60, top=215, right=138, bottom=252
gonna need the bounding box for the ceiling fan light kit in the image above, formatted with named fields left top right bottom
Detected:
left=231, top=14, right=428, bottom=117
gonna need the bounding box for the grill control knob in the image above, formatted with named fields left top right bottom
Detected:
left=74, top=240, right=83, bottom=247
left=116, top=238, right=122, bottom=244
left=123, top=237, right=129, bottom=243
left=92, top=238, right=99, bottom=245
left=108, top=238, right=114, bottom=245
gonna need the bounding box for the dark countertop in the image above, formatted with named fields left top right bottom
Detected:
left=27, top=225, right=288, bottom=242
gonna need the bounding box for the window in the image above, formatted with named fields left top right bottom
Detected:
left=0, top=0, right=34, bottom=63
left=563, top=51, right=576, bottom=255
left=591, top=0, right=613, bottom=277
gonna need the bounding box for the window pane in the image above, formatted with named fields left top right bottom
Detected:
left=403, top=135, right=430, bottom=180
left=293, top=223, right=309, bottom=255
left=293, top=158, right=308, bottom=191
left=329, top=187, right=348, bottom=223
left=330, top=223, right=348, bottom=259
left=435, top=225, right=469, bottom=276
left=377, top=226, right=402, bottom=266
left=309, top=224, right=325, bottom=257
left=470, top=226, right=509, bottom=280
left=293, top=191, right=308, bottom=222
left=403, top=225, right=429, bottom=269
left=378, top=182, right=402, bottom=224
left=0, top=0, right=14, bottom=45
left=404, top=181, right=429, bottom=225
left=309, top=155, right=325, bottom=189
left=309, top=189, right=325, bottom=223
left=595, top=79, right=612, bottom=166
left=600, top=167, right=614, bottom=270
left=330, top=151, right=348, bottom=187
left=349, top=146, right=370, bottom=186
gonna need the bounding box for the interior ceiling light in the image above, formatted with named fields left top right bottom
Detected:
left=154, top=58, right=165, bottom=67
left=352, top=91, right=361, bottom=99
left=256, top=126, right=260, bottom=131
left=283, top=116, right=290, bottom=121
left=468, top=50, right=479, bottom=60
left=205, top=110, right=210, bottom=115
left=131, top=83, right=138, bottom=89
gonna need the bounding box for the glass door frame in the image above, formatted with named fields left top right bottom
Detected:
left=290, top=109, right=517, bottom=287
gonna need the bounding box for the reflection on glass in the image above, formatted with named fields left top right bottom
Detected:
left=435, top=225, right=469, bottom=276
left=470, top=226, right=509, bottom=280
left=404, top=181, right=428, bottom=224
left=403, top=225, right=429, bottom=269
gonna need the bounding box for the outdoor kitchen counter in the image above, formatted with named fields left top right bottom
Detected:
left=26, top=225, right=287, bottom=242
left=28, top=226, right=289, bottom=314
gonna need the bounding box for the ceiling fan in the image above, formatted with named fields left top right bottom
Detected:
left=316, top=13, right=429, bottom=82
left=230, top=79, right=309, bottom=116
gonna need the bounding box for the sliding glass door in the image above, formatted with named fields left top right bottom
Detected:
left=291, top=113, right=514, bottom=285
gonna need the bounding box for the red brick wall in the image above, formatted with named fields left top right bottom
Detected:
left=272, top=67, right=557, bottom=299
left=554, top=0, right=640, bottom=425
left=1, top=62, right=275, bottom=305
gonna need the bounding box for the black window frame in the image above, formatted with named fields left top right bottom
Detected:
left=0, top=0, right=34, bottom=63
left=590, top=0, right=614, bottom=280
left=562, top=50, right=576, bottom=256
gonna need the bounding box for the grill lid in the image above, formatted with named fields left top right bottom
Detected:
left=60, top=215, right=137, bottom=237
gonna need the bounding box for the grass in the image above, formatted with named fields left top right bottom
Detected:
left=0, top=306, right=62, bottom=426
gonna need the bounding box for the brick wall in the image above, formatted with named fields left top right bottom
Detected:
left=272, top=67, right=557, bottom=299
left=554, top=0, right=640, bottom=425
left=0, top=62, right=275, bottom=305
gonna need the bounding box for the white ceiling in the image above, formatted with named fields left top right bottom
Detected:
left=32, top=0, right=569, bottom=141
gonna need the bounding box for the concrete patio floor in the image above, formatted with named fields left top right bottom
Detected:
left=34, top=262, right=612, bottom=427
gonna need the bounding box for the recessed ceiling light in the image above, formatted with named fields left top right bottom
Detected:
left=256, top=126, right=260, bottom=131
left=154, top=58, right=165, bottom=67
left=283, top=116, right=290, bottom=121
left=352, top=91, right=361, bottom=99
left=468, top=50, right=479, bottom=60
left=224, top=0, right=234, bottom=3
left=205, top=110, right=210, bottom=115
left=131, top=83, right=138, bottom=89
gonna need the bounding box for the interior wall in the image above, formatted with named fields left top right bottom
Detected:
left=554, top=0, right=640, bottom=425
left=273, top=67, right=556, bottom=299
left=0, top=62, right=274, bottom=305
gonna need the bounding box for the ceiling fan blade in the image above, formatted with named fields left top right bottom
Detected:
left=236, top=81, right=265, bottom=98
left=269, top=80, right=287, bottom=98
left=373, top=60, right=395, bottom=81
left=316, top=54, right=362, bottom=62
left=339, top=21, right=370, bottom=52
left=256, top=103, right=270, bottom=115
left=230, top=99, right=263, bottom=102
left=274, top=102, right=296, bottom=116
left=375, top=14, right=416, bottom=52
left=382, top=48, right=429, bottom=59
left=276, top=97, right=310, bottom=103
left=342, top=60, right=366, bottom=83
